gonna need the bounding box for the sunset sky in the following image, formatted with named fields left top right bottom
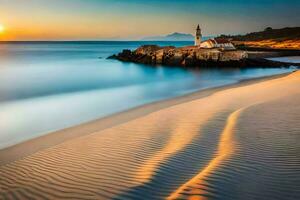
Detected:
left=0, top=0, right=299, bottom=41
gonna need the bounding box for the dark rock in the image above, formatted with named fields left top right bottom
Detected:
left=107, top=45, right=300, bottom=68
left=107, top=55, right=117, bottom=59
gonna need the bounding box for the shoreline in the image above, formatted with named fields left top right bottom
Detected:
left=0, top=71, right=295, bottom=166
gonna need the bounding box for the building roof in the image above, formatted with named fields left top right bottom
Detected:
left=208, top=39, right=217, bottom=44
left=214, top=38, right=231, bottom=44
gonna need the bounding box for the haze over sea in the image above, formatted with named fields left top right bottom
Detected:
left=0, top=41, right=295, bottom=149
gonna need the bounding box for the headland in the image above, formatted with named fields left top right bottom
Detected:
left=108, top=45, right=300, bottom=68
left=108, top=26, right=300, bottom=68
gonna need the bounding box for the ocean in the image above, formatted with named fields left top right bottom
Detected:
left=0, top=41, right=296, bottom=149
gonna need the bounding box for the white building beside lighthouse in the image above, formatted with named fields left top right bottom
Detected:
left=195, top=25, right=235, bottom=50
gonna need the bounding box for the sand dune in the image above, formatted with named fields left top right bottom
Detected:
left=167, top=108, right=246, bottom=200
left=0, top=71, right=299, bottom=200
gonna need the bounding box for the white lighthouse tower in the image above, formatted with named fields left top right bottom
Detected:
left=195, top=24, right=202, bottom=46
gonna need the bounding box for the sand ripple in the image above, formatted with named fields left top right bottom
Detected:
left=167, top=107, right=246, bottom=200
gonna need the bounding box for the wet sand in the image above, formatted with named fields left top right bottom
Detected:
left=1, top=71, right=299, bottom=200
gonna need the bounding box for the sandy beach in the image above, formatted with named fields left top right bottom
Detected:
left=1, top=71, right=299, bottom=200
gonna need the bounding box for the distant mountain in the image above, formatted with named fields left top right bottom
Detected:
left=143, top=32, right=194, bottom=41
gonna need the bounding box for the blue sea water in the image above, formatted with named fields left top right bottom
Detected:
left=0, top=41, right=296, bottom=149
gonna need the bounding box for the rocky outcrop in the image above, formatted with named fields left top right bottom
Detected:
left=108, top=45, right=299, bottom=68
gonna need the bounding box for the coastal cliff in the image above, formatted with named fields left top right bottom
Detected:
left=108, top=45, right=299, bottom=68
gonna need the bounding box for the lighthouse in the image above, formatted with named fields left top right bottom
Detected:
left=195, top=24, right=202, bottom=46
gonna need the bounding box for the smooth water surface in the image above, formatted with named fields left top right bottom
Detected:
left=269, top=56, right=300, bottom=63
left=0, top=41, right=295, bottom=148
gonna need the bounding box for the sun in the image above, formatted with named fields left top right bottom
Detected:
left=0, top=24, right=5, bottom=33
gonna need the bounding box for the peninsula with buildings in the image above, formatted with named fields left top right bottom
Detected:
left=108, top=25, right=300, bottom=68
